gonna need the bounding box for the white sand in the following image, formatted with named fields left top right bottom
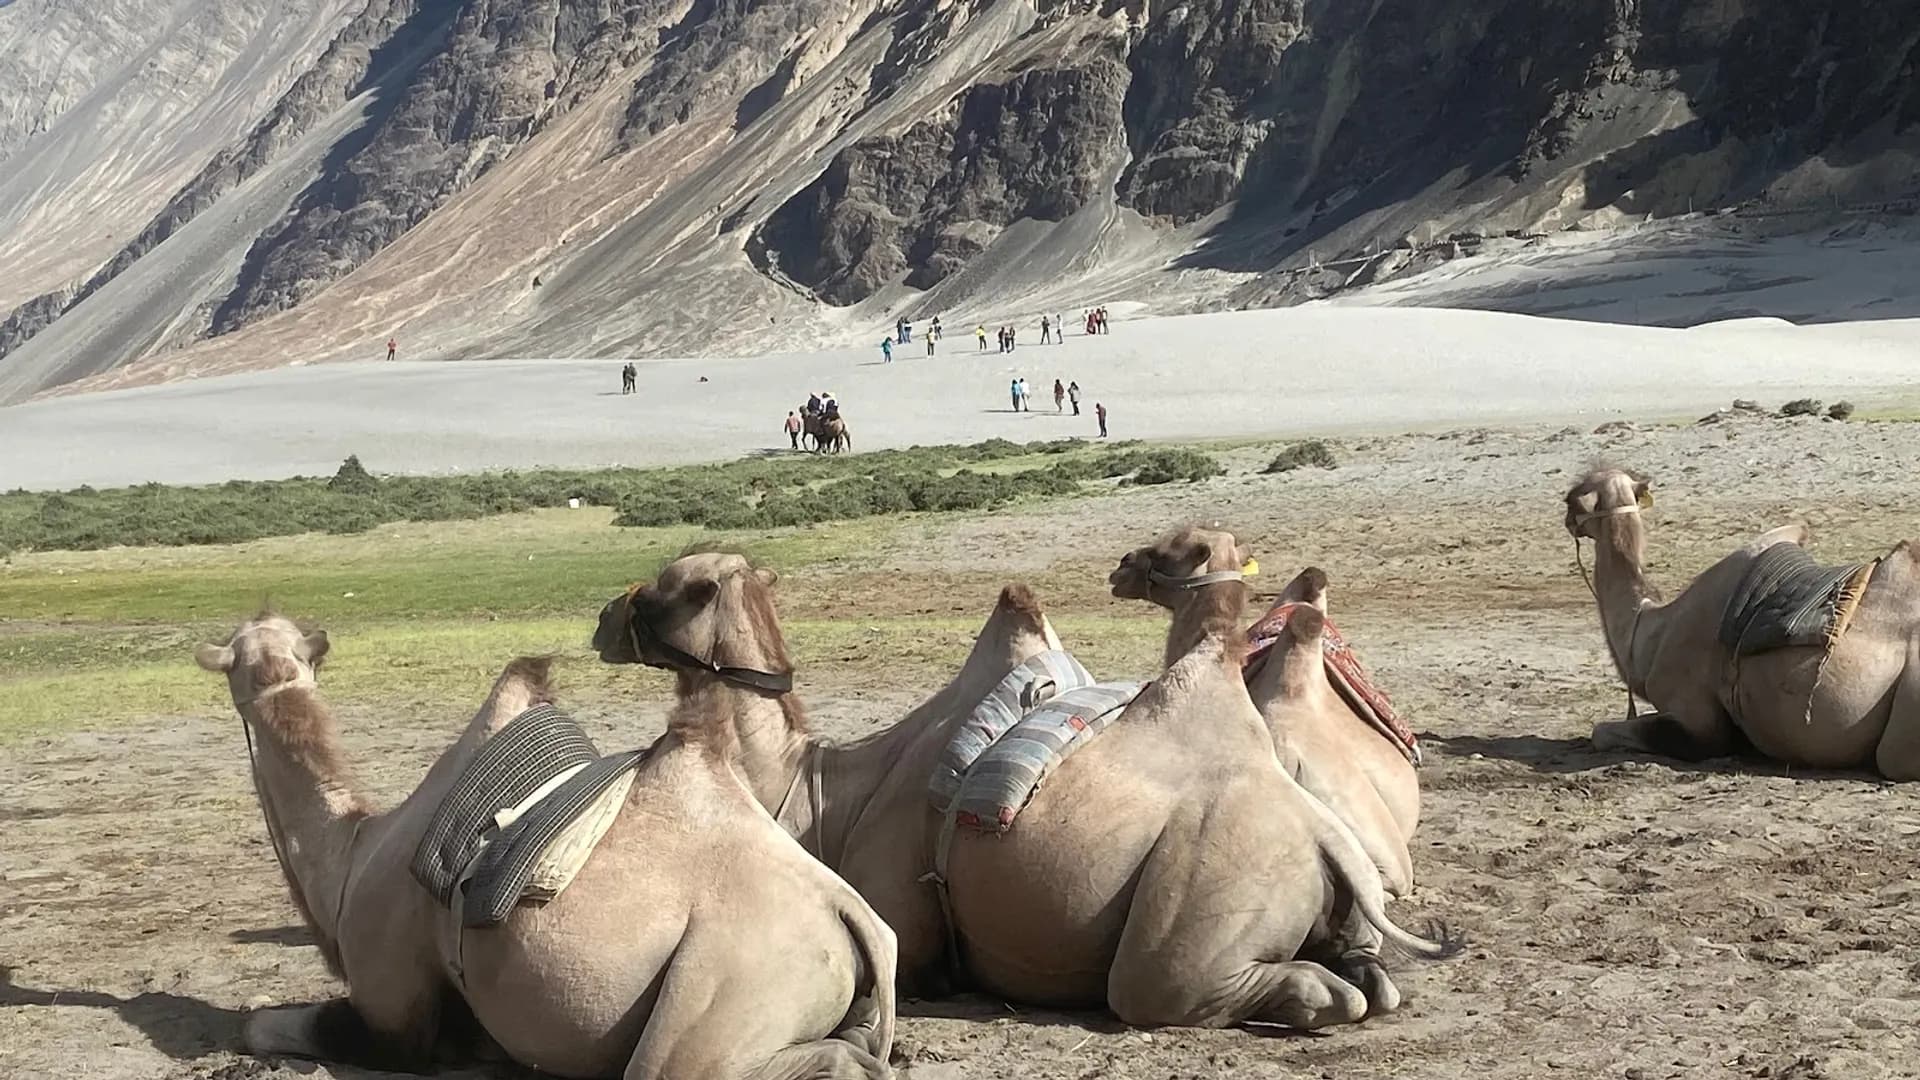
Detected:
left=3, top=305, right=1918, bottom=491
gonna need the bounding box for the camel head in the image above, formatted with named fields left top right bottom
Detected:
left=1564, top=467, right=1653, bottom=539
left=195, top=613, right=330, bottom=704
left=593, top=551, right=795, bottom=694
left=1109, top=524, right=1258, bottom=606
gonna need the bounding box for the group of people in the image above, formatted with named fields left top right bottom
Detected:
left=1008, top=377, right=1107, bottom=436
left=783, top=390, right=840, bottom=448
left=619, top=362, right=637, bottom=394
left=1084, top=307, right=1111, bottom=335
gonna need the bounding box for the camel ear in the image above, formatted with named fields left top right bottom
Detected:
left=302, top=631, right=330, bottom=664
left=753, top=566, right=778, bottom=588
left=1635, top=481, right=1654, bottom=509
left=195, top=643, right=235, bottom=673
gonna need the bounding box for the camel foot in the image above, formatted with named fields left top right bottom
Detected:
left=1591, top=715, right=1718, bottom=760
left=244, top=1000, right=423, bottom=1071
left=1251, top=961, right=1369, bottom=1031
left=739, top=1040, right=889, bottom=1080
left=1333, top=952, right=1401, bottom=1017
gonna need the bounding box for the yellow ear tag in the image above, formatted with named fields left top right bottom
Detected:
left=1241, top=559, right=1260, bottom=577
left=1637, top=489, right=1654, bottom=509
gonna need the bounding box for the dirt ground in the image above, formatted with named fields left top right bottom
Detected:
left=5, top=414, right=1920, bottom=1080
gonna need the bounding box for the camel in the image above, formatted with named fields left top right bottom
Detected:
left=804, top=413, right=851, bottom=453
left=196, top=613, right=895, bottom=1078
left=595, top=553, right=1450, bottom=1030
left=1565, top=467, right=1920, bottom=779
left=1109, top=527, right=1421, bottom=897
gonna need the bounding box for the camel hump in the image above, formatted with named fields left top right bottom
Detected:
left=1280, top=567, right=1329, bottom=609
left=995, top=585, right=1048, bottom=630
left=1284, top=605, right=1327, bottom=644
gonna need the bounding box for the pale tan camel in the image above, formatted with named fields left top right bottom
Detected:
left=1566, top=467, right=1920, bottom=779
left=1109, top=527, right=1420, bottom=897
left=595, top=555, right=1450, bottom=1030
left=196, top=613, right=895, bottom=1078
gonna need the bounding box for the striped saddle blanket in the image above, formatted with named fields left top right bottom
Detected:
left=411, top=704, right=644, bottom=928
left=1244, top=600, right=1421, bottom=765
left=1720, top=543, right=1876, bottom=657
left=929, top=650, right=1141, bottom=834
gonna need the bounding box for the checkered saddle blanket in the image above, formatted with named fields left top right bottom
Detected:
left=1719, top=543, right=1875, bottom=657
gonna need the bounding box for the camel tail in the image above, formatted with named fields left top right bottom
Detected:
left=1308, top=787, right=1463, bottom=960
left=833, top=897, right=897, bottom=1063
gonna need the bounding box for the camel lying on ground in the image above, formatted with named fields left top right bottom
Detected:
left=1109, top=526, right=1421, bottom=898
left=1566, top=467, right=1920, bottom=779
left=197, top=614, right=895, bottom=1078
left=595, top=553, right=1449, bottom=1030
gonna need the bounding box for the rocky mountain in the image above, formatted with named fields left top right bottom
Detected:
left=1, top=0, right=1916, bottom=402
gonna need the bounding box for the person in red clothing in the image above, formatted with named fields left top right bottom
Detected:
left=784, top=410, right=803, bottom=449
left=386, top=337, right=397, bottom=361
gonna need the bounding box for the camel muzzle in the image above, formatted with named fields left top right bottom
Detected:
left=592, top=597, right=641, bottom=664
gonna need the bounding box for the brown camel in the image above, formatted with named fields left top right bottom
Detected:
left=1566, top=467, right=1920, bottom=779
left=595, top=554, right=1449, bottom=1030
left=196, top=614, right=895, bottom=1078
left=1109, top=527, right=1420, bottom=897
left=804, top=413, right=851, bottom=453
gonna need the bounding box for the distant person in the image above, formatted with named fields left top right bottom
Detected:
left=1041, top=315, right=1053, bottom=344
left=823, top=390, right=837, bottom=414
left=785, top=410, right=802, bottom=449
left=1095, top=401, right=1108, bottom=437
left=807, top=391, right=822, bottom=414
left=903, top=319, right=913, bottom=344
left=386, top=337, right=397, bottom=362
left=896, top=317, right=906, bottom=344
left=1053, top=379, right=1065, bottom=413
left=926, top=333, right=936, bottom=357
left=931, top=315, right=943, bottom=341
left=881, top=337, right=893, bottom=363
left=1067, top=380, right=1081, bottom=415
left=977, top=325, right=988, bottom=351
left=1056, top=314, right=1066, bottom=343
left=1009, top=378, right=1020, bottom=411
left=620, top=362, right=636, bottom=394
left=1017, top=377, right=1030, bottom=412
left=1009, top=326, right=1018, bottom=351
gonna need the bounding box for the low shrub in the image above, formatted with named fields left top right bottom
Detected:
left=1828, top=400, right=1856, bottom=421
left=1265, top=440, right=1338, bottom=473
left=1779, top=398, right=1822, bottom=418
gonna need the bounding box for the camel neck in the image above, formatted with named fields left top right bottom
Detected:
left=238, top=688, right=372, bottom=969
left=702, top=678, right=912, bottom=870
left=1163, top=580, right=1250, bottom=668
left=1590, top=518, right=1659, bottom=692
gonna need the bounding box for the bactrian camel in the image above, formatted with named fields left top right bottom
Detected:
left=1566, top=467, right=1920, bottom=779
left=595, top=553, right=1450, bottom=1030
left=1109, top=526, right=1421, bottom=898
left=197, top=613, right=895, bottom=1078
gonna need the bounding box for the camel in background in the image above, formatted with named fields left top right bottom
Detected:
left=1566, top=467, right=1920, bottom=779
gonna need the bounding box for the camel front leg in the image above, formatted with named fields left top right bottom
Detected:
left=1591, top=681, right=1738, bottom=761
left=243, top=998, right=434, bottom=1072
left=1873, top=647, right=1920, bottom=781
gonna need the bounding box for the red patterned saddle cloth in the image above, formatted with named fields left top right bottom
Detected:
left=1244, top=601, right=1421, bottom=765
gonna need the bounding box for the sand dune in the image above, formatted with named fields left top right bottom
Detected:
left=5, top=305, right=1918, bottom=491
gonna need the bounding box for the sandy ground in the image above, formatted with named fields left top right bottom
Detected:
left=6, top=412, right=1920, bottom=1079
left=7, top=305, right=1920, bottom=491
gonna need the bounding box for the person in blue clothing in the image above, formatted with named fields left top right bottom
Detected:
left=881, top=338, right=893, bottom=363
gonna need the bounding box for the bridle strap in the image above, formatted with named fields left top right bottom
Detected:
left=627, top=608, right=795, bottom=695
left=1148, top=568, right=1245, bottom=590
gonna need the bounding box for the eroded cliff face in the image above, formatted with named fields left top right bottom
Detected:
left=1, top=0, right=1916, bottom=401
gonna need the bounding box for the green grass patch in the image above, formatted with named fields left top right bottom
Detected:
left=0, top=438, right=1223, bottom=555
left=1264, top=440, right=1338, bottom=473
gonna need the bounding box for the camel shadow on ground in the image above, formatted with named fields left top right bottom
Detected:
left=1426, top=732, right=1886, bottom=782
left=900, top=994, right=1326, bottom=1044
left=228, top=925, right=313, bottom=947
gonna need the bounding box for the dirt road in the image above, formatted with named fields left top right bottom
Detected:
left=5, top=414, right=1919, bottom=1079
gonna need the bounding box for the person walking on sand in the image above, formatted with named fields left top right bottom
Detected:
left=1018, top=377, right=1032, bottom=412
left=896, top=317, right=906, bottom=344
left=977, top=324, right=988, bottom=352
left=926, top=332, right=936, bottom=357
left=1052, top=378, right=1065, bottom=413
left=931, top=315, right=943, bottom=341
left=785, top=410, right=803, bottom=449
left=1041, top=314, right=1052, bottom=344
left=1095, top=401, right=1108, bottom=437
left=1009, top=378, right=1021, bottom=411
left=1057, top=314, right=1066, bottom=343
left=881, top=337, right=893, bottom=363
left=386, top=337, right=397, bottom=362
left=1067, top=380, right=1081, bottom=415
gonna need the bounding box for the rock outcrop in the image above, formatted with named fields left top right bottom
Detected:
left=0, top=0, right=1916, bottom=402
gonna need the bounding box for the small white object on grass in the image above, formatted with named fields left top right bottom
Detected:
left=568, top=497, right=581, bottom=509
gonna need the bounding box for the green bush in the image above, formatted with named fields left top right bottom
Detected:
left=1264, top=440, right=1338, bottom=473
left=0, top=441, right=1225, bottom=552
left=1779, top=398, right=1822, bottom=418
left=1828, top=400, right=1856, bottom=421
